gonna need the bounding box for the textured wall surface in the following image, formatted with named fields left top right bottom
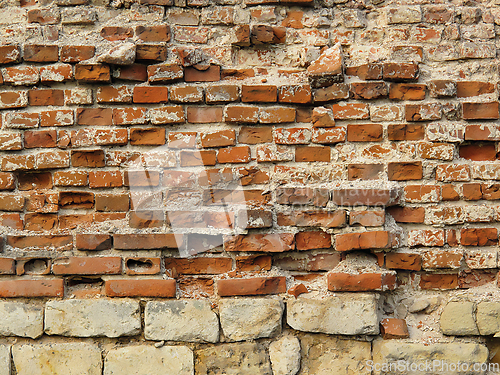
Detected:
left=1, top=0, right=500, bottom=372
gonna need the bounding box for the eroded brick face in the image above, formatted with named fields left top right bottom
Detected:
left=0, top=0, right=499, bottom=371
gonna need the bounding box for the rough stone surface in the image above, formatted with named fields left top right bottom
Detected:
left=45, top=299, right=141, bottom=338
left=0, top=302, right=43, bottom=338
left=104, top=345, right=194, bottom=375
left=372, top=340, right=488, bottom=375
left=269, top=336, right=301, bottom=375
left=219, top=298, right=283, bottom=341
left=287, top=294, right=379, bottom=335
left=13, top=343, right=102, bottom=375
left=440, top=301, right=479, bottom=335
left=477, top=302, right=500, bottom=335
left=195, top=343, right=272, bottom=375
left=145, top=300, right=219, bottom=343
left=300, top=334, right=371, bottom=375
left=0, top=345, right=10, bottom=375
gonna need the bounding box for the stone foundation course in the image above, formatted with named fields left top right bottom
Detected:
left=1, top=0, right=500, bottom=371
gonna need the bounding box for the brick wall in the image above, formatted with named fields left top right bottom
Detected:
left=1, top=0, right=500, bottom=373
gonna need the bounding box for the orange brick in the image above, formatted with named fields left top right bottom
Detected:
left=105, top=279, right=176, bottom=297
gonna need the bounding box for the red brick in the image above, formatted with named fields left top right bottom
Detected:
left=225, top=106, right=259, bottom=123
left=105, top=279, right=176, bottom=298
left=235, top=255, right=272, bottom=272
left=113, top=64, right=148, bottom=82
left=124, top=257, right=161, bottom=275
left=435, top=164, right=470, bottom=182
left=0, top=258, right=15, bottom=275
left=0, top=45, right=21, bottom=65
left=40, top=64, right=73, bottom=83
left=2, top=67, right=39, bottom=86
left=71, top=149, right=105, bottom=167
left=76, top=108, right=112, bottom=126
left=312, top=84, right=350, bottom=102
left=185, top=65, right=220, bottom=82
left=147, top=63, right=183, bottom=83
left=408, top=229, right=445, bottom=247
left=136, top=25, right=170, bottom=42
left=136, top=44, right=168, bottom=62
left=347, top=164, right=383, bottom=180
left=95, top=193, right=129, bottom=212
left=295, top=231, right=331, bottom=250
left=345, top=64, right=383, bottom=80
left=59, top=191, right=94, bottom=209
left=251, top=25, right=286, bottom=44
left=40, top=110, right=74, bottom=127
left=288, top=284, right=308, bottom=298
left=97, top=86, right=132, bottom=103
left=388, top=162, right=423, bottom=181
left=100, top=26, right=133, bottom=41
left=388, top=124, right=425, bottom=141
left=242, top=85, right=277, bottom=102
left=60, top=45, right=95, bottom=63
left=349, top=210, right=385, bottom=226
left=217, top=276, right=286, bottom=296
left=463, top=102, right=499, bottom=120
left=331, top=103, right=369, bottom=120
left=460, top=228, right=498, bottom=246
left=386, top=253, right=422, bottom=271
left=28, top=89, right=64, bottom=106
left=278, top=84, right=312, bottom=104
left=217, top=146, right=250, bottom=163
left=180, top=150, right=217, bottom=167
left=18, top=172, right=52, bottom=191
left=311, top=127, right=346, bottom=144
left=0, top=91, right=28, bottom=109
left=130, top=128, right=166, bottom=146
left=200, top=130, right=235, bottom=148
left=259, top=107, right=296, bottom=124
left=350, top=82, right=388, bottom=100
left=24, top=213, right=57, bottom=231
left=460, top=270, right=498, bottom=288
left=387, top=206, right=425, bottom=223
left=380, top=318, right=410, bottom=339
left=205, top=85, right=239, bottom=103
left=347, top=124, right=383, bottom=142
left=332, top=188, right=400, bottom=207
left=405, top=103, right=442, bottom=121
left=0, top=279, right=64, bottom=297
left=428, top=80, right=456, bottom=98
left=168, top=131, right=196, bottom=149
left=187, top=107, right=223, bottom=123
left=0, top=134, right=22, bottom=151
left=76, top=234, right=112, bottom=250
left=462, top=183, right=482, bottom=200
left=52, top=256, right=121, bottom=275
left=419, top=274, right=458, bottom=290
left=224, top=233, right=294, bottom=252
left=7, top=235, right=72, bottom=251
left=328, top=272, right=396, bottom=292
left=133, top=86, right=168, bottom=103
left=89, top=171, right=122, bottom=188
left=113, top=107, right=147, bottom=125
left=165, top=257, right=232, bottom=275
left=335, top=230, right=395, bottom=252
left=24, top=44, right=58, bottom=62
left=149, top=106, right=185, bottom=124
left=170, top=86, right=203, bottom=103
left=295, top=146, right=330, bottom=162
left=383, top=62, right=419, bottom=81
left=274, top=127, right=311, bottom=145
left=75, top=64, right=111, bottom=82
left=114, top=233, right=182, bottom=249
left=389, top=83, right=426, bottom=100
left=457, top=81, right=495, bottom=98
